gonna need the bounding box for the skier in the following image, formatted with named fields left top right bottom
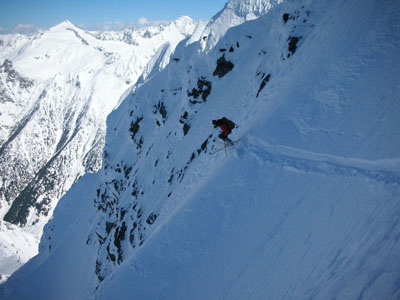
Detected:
left=212, top=117, right=236, bottom=145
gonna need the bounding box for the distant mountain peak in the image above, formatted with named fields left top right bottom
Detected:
left=201, top=0, right=284, bottom=50
left=225, top=0, right=283, bottom=18
left=50, top=20, right=77, bottom=31
left=175, top=15, right=194, bottom=22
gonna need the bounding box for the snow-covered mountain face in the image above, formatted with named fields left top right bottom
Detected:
left=0, top=17, right=200, bottom=276
left=201, top=0, right=284, bottom=50
left=3, top=0, right=400, bottom=298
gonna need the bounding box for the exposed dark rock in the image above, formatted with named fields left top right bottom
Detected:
left=172, top=87, right=182, bottom=95
left=105, top=222, right=115, bottom=235
left=0, top=87, right=13, bottom=103
left=201, top=138, right=209, bottom=152
left=153, top=101, right=167, bottom=123
left=288, top=36, right=301, bottom=56
left=131, top=180, right=139, bottom=198
left=146, top=213, right=158, bottom=225
left=213, top=54, right=234, bottom=78
left=114, top=222, right=127, bottom=264
left=107, top=244, right=116, bottom=262
left=3, top=149, right=71, bottom=226
left=95, top=259, right=104, bottom=282
left=283, top=13, right=290, bottom=23
left=120, top=208, right=127, bottom=221
left=143, top=30, right=152, bottom=38
left=1, top=59, right=34, bottom=89
left=66, top=28, right=89, bottom=46
left=180, top=111, right=188, bottom=121
left=112, top=179, right=123, bottom=193
left=129, top=116, right=143, bottom=140
left=187, top=77, right=212, bottom=102
left=135, top=136, right=144, bottom=149
left=257, top=74, right=271, bottom=98
left=123, top=165, right=132, bottom=178
left=168, top=168, right=174, bottom=184
left=183, top=123, right=190, bottom=136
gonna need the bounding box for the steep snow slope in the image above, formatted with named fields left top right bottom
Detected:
left=0, top=17, right=200, bottom=277
left=2, top=0, right=400, bottom=299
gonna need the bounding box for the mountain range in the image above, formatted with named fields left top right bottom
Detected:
left=0, top=16, right=201, bottom=278
left=1, top=0, right=400, bottom=298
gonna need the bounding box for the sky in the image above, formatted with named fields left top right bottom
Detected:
left=0, top=0, right=228, bottom=33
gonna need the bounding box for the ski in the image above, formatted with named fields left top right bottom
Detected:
left=209, top=144, right=235, bottom=155
left=209, top=139, right=241, bottom=155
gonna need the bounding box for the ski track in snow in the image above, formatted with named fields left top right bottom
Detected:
left=238, top=136, right=400, bottom=185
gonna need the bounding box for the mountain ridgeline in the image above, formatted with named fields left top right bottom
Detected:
left=2, top=0, right=400, bottom=299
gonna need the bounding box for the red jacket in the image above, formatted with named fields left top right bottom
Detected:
left=213, top=118, right=236, bottom=136
left=220, top=123, right=232, bottom=136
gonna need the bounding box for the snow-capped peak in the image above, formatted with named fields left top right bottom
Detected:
left=175, top=16, right=194, bottom=23
left=224, top=0, right=283, bottom=18
left=49, top=20, right=76, bottom=31
left=201, top=0, right=284, bottom=50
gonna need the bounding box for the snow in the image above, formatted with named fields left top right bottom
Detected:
left=95, top=148, right=399, bottom=300
left=0, top=221, right=38, bottom=283
left=201, top=0, right=284, bottom=50
left=2, top=0, right=400, bottom=299
left=0, top=17, right=199, bottom=278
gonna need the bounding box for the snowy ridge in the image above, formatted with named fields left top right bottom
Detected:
left=244, top=136, right=400, bottom=184
left=201, top=0, right=284, bottom=50
left=2, top=0, right=400, bottom=299
left=88, top=16, right=197, bottom=44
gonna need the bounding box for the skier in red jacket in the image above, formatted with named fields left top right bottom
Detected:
left=212, top=117, right=236, bottom=144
